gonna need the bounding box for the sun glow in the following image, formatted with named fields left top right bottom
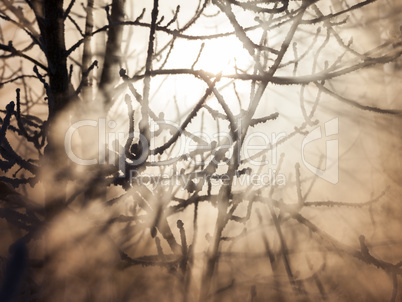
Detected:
left=155, top=35, right=253, bottom=111
left=169, top=36, right=251, bottom=75
left=195, top=37, right=251, bottom=74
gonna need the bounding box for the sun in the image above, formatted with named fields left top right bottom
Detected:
left=155, top=35, right=252, bottom=110
left=167, top=35, right=251, bottom=76
left=194, top=37, right=251, bottom=75
left=197, top=38, right=248, bottom=74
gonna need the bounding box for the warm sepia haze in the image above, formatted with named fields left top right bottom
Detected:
left=1, top=0, right=402, bottom=301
